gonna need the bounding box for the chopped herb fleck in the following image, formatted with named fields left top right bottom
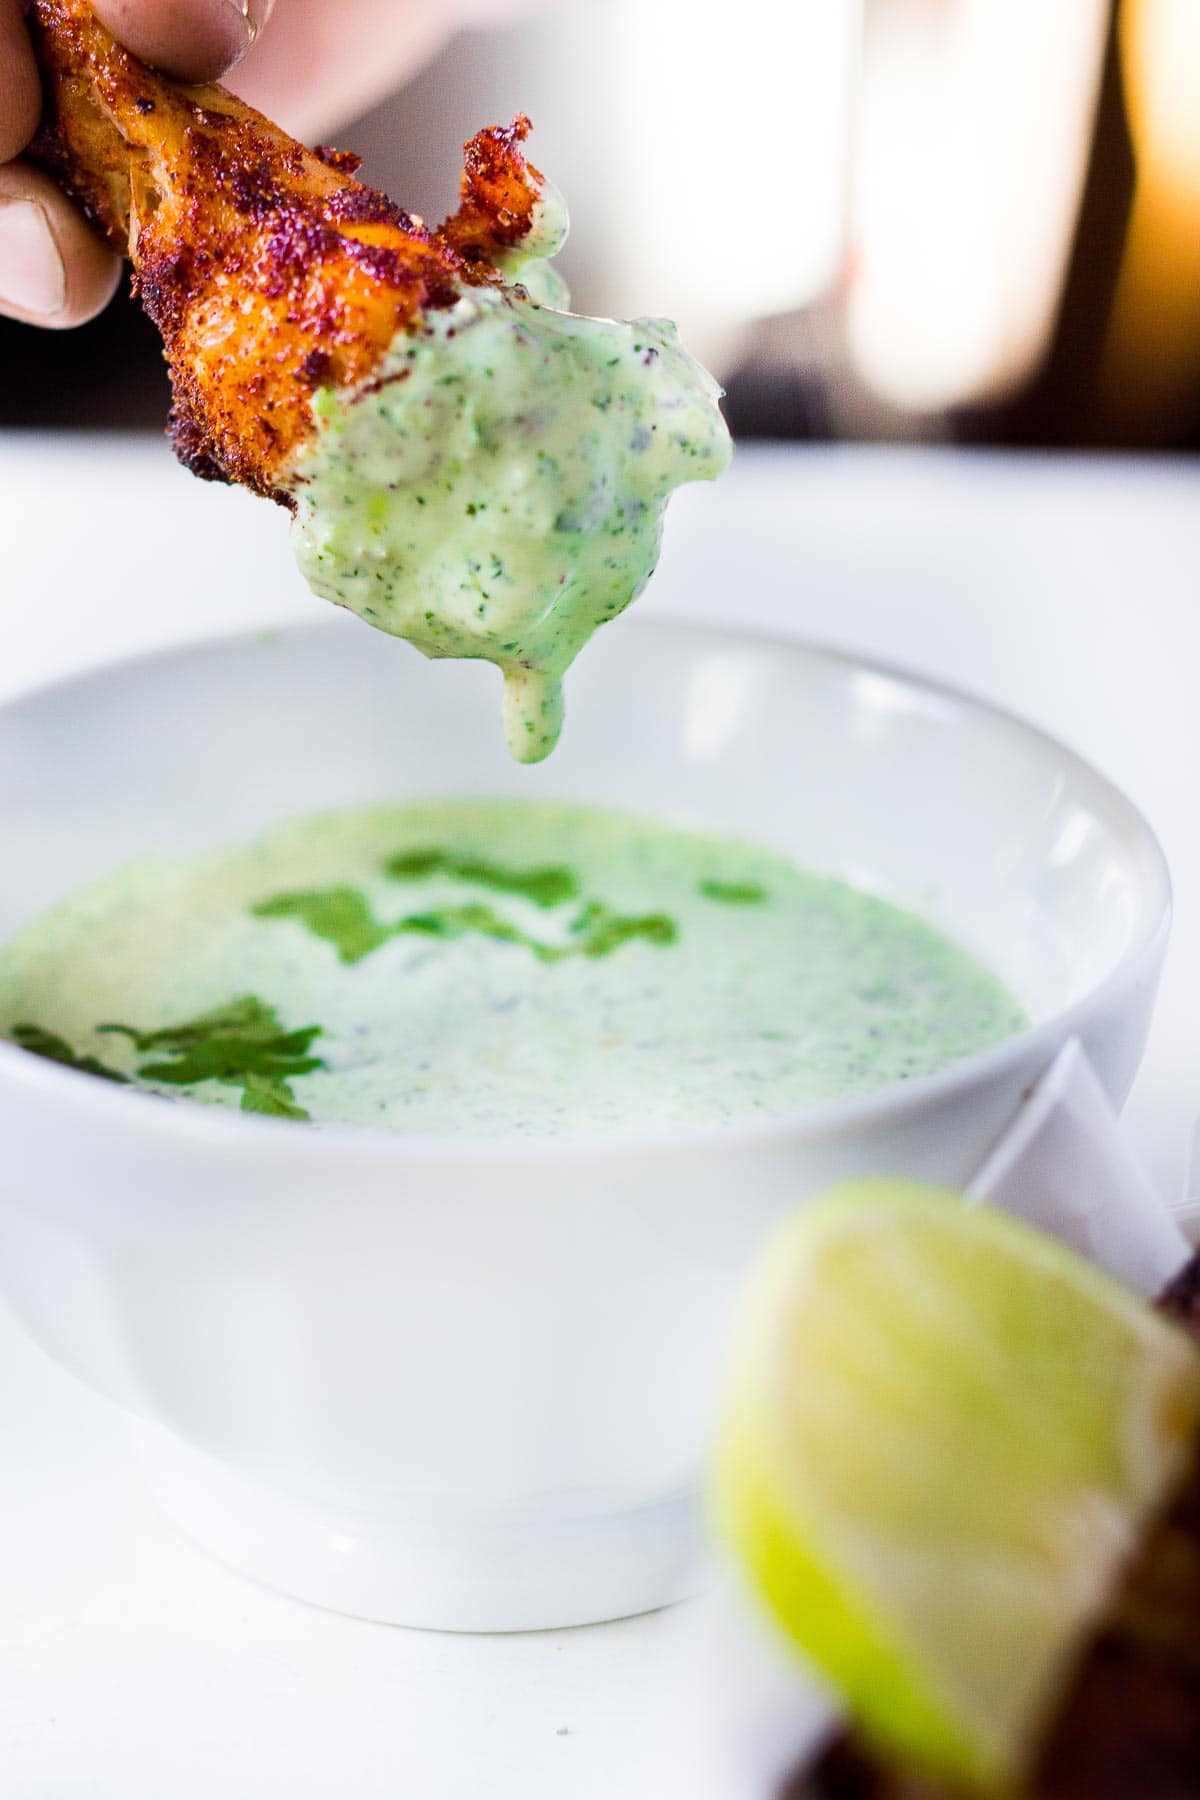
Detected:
left=698, top=880, right=769, bottom=905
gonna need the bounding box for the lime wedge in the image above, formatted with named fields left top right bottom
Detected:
left=713, top=1179, right=1200, bottom=1791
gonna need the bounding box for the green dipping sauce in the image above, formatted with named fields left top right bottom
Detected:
left=0, top=800, right=1027, bottom=1136
left=288, top=191, right=732, bottom=766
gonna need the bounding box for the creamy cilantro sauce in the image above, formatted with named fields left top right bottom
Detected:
left=288, top=193, right=732, bottom=763
left=0, top=800, right=1026, bottom=1136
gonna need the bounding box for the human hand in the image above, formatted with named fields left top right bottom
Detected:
left=0, top=0, right=274, bottom=326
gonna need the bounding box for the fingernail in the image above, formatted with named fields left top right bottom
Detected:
left=0, top=202, right=67, bottom=318
left=224, top=0, right=269, bottom=51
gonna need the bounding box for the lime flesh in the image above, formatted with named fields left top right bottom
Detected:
left=713, top=1179, right=1200, bottom=1791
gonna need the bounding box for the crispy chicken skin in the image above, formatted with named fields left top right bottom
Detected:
left=27, top=0, right=546, bottom=502
left=791, top=1253, right=1200, bottom=1800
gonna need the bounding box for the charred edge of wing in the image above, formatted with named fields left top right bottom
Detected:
left=441, top=117, right=545, bottom=264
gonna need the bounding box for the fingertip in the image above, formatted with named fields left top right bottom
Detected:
left=0, top=166, right=122, bottom=329
left=37, top=232, right=123, bottom=330
left=91, top=0, right=274, bottom=85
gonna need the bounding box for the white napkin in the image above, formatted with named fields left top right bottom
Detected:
left=967, top=1036, right=1191, bottom=1294
left=1181, top=1115, right=1200, bottom=1241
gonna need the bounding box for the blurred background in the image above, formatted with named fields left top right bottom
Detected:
left=2, top=0, right=1199, bottom=452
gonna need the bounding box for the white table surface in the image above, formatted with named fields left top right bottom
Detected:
left=1, top=438, right=1198, bottom=1799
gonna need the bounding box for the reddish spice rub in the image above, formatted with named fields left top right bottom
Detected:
left=788, top=1250, right=1200, bottom=1800
left=440, top=116, right=547, bottom=265
left=27, top=0, right=547, bottom=503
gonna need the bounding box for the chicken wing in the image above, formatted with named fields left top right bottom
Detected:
left=28, top=0, right=546, bottom=502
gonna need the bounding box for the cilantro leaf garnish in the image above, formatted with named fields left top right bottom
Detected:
left=239, top=1071, right=314, bottom=1120
left=251, top=887, right=392, bottom=964
left=100, top=996, right=324, bottom=1119
left=567, top=901, right=678, bottom=956
left=384, top=847, right=579, bottom=909
left=9, top=1022, right=129, bottom=1083
left=250, top=887, right=572, bottom=964
left=9, top=999, right=323, bottom=1120
left=251, top=883, right=679, bottom=966
left=420, top=902, right=565, bottom=962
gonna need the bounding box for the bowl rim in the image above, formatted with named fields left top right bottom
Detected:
left=0, top=613, right=1174, bottom=1164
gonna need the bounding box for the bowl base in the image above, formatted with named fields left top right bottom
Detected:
left=129, top=1420, right=708, bottom=1631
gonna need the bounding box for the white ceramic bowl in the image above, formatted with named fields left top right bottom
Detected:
left=0, top=617, right=1171, bottom=1630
